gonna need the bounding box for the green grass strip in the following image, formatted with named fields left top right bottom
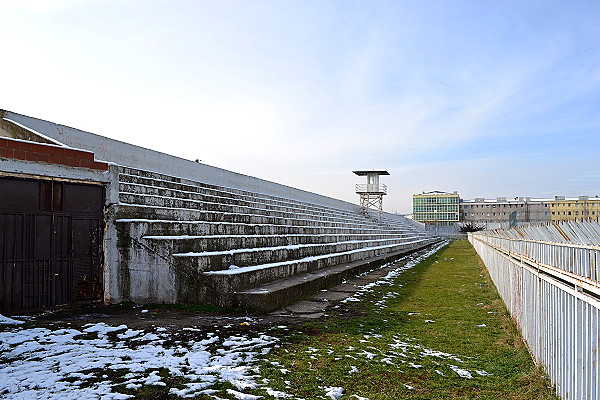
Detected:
left=259, top=240, right=558, bottom=400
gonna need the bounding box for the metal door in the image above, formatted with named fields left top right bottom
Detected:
left=0, top=176, right=104, bottom=313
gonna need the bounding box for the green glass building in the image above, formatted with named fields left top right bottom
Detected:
left=412, top=191, right=460, bottom=226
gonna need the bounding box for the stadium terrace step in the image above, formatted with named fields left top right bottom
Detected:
left=233, top=246, right=428, bottom=312
left=119, top=171, right=362, bottom=218
left=118, top=180, right=396, bottom=224
left=200, top=239, right=438, bottom=307
left=115, top=218, right=417, bottom=238
left=115, top=203, right=407, bottom=229
left=173, top=239, right=421, bottom=271
left=113, top=166, right=438, bottom=310
left=119, top=191, right=375, bottom=224
left=119, top=182, right=365, bottom=220
left=119, top=170, right=423, bottom=231
left=143, top=232, right=417, bottom=253
left=172, top=237, right=424, bottom=271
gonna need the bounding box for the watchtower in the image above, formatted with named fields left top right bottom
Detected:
left=353, top=170, right=390, bottom=214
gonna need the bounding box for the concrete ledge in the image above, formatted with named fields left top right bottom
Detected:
left=200, top=239, right=439, bottom=302
left=115, top=219, right=411, bottom=237
left=234, top=240, right=443, bottom=312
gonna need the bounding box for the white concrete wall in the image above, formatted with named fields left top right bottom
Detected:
left=0, top=157, right=113, bottom=186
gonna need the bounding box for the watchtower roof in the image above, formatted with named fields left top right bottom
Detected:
left=353, top=170, right=390, bottom=176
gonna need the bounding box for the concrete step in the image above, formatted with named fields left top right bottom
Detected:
left=119, top=182, right=368, bottom=222
left=118, top=170, right=424, bottom=236
left=119, top=170, right=356, bottom=218
left=119, top=180, right=360, bottom=221
left=233, top=243, right=437, bottom=312
left=118, top=192, right=370, bottom=226
left=173, top=237, right=428, bottom=272
left=114, top=219, right=415, bottom=237
left=198, top=238, right=439, bottom=306
left=119, top=167, right=425, bottom=233
left=143, top=232, right=418, bottom=253
left=114, top=203, right=402, bottom=230
left=112, top=166, right=433, bottom=311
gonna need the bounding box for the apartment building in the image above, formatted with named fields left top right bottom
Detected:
left=460, top=197, right=551, bottom=229
left=550, top=196, right=600, bottom=222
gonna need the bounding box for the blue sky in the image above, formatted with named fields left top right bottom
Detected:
left=2, top=0, right=600, bottom=213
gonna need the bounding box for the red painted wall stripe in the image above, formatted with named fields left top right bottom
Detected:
left=0, top=137, right=108, bottom=171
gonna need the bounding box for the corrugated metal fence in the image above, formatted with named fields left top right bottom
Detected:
left=469, top=221, right=600, bottom=400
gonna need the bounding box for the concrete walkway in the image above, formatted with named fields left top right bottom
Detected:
left=269, top=246, right=433, bottom=319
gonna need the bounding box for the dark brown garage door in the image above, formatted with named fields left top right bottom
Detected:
left=0, top=176, right=104, bottom=313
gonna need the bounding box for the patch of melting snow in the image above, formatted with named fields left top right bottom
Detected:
left=265, top=387, right=294, bottom=398
left=361, top=350, right=376, bottom=359
left=0, top=314, right=24, bottom=325
left=0, top=322, right=281, bottom=399
left=323, top=386, right=345, bottom=400
left=449, top=365, right=473, bottom=379
left=227, top=388, right=262, bottom=400
left=339, top=241, right=448, bottom=307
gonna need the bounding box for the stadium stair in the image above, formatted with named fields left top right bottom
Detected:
left=113, top=166, right=441, bottom=311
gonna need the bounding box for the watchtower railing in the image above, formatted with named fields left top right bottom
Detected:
left=355, top=184, right=387, bottom=194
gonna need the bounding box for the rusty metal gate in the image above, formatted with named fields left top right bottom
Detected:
left=0, top=176, right=104, bottom=313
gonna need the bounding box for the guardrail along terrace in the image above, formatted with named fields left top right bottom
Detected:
left=470, top=221, right=600, bottom=400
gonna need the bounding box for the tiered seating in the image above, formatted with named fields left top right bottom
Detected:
left=114, top=166, right=440, bottom=311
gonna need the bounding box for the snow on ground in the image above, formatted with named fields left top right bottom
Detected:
left=339, top=240, right=448, bottom=308
left=0, top=321, right=283, bottom=399
left=323, top=386, right=344, bottom=399
left=316, top=240, right=489, bottom=382
left=0, top=315, right=24, bottom=325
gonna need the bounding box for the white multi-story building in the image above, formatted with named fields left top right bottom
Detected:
left=460, top=197, right=552, bottom=229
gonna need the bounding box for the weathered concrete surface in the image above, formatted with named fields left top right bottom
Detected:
left=233, top=243, right=440, bottom=312
left=110, top=165, right=436, bottom=309
left=269, top=246, right=437, bottom=318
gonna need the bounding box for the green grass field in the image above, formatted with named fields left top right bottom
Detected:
left=258, top=240, right=558, bottom=400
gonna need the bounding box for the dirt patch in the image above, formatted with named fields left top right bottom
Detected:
left=29, top=304, right=298, bottom=332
